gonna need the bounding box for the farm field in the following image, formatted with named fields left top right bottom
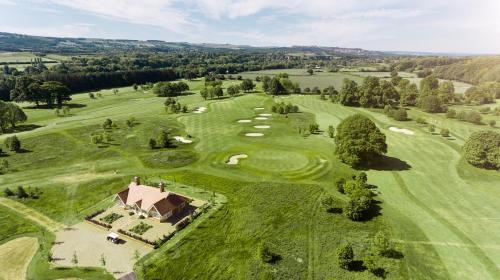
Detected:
left=0, top=75, right=498, bottom=279
left=241, top=69, right=473, bottom=94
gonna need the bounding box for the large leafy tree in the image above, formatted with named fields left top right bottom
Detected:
left=463, top=130, right=500, bottom=170
left=338, top=78, right=359, bottom=106
left=40, top=81, right=71, bottom=107
left=334, top=114, right=387, bottom=166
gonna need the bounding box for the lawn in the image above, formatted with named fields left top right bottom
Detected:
left=0, top=74, right=498, bottom=279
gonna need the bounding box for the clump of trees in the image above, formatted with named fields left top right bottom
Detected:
left=334, top=114, right=387, bottom=167
left=10, top=78, right=71, bottom=107
left=200, top=85, right=223, bottom=100
left=149, top=129, right=174, bottom=149
left=384, top=105, right=408, bottom=121
left=4, top=186, right=40, bottom=199
left=463, top=130, right=500, bottom=170
left=262, top=74, right=301, bottom=95
left=240, top=79, right=255, bottom=92
left=153, top=81, right=189, bottom=97
left=0, top=101, right=27, bottom=133
left=164, top=97, right=188, bottom=114
left=337, top=77, right=398, bottom=108
left=271, top=102, right=299, bottom=114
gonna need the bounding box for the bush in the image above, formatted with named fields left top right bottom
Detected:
left=489, top=120, right=496, bottom=127
left=371, top=231, right=393, bottom=256
left=429, top=124, right=435, bottom=133
left=335, top=178, right=346, bottom=193
left=465, top=111, right=482, bottom=124
left=463, top=130, right=500, bottom=170
left=260, top=243, right=281, bottom=264
left=393, top=108, right=408, bottom=121
left=4, top=136, right=21, bottom=152
left=440, top=128, right=450, bottom=137
left=337, top=244, right=354, bottom=270
left=416, top=117, right=427, bottom=124
left=446, top=108, right=456, bottom=118
left=3, top=187, right=14, bottom=197
left=344, top=196, right=372, bottom=221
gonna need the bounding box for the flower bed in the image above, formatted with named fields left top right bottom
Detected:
left=100, top=212, right=123, bottom=224
left=129, top=222, right=153, bottom=235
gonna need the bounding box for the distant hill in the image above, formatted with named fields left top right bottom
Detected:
left=0, top=32, right=385, bottom=57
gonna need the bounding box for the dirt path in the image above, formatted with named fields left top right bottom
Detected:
left=0, top=197, right=65, bottom=232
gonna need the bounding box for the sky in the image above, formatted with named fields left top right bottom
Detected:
left=0, top=0, right=499, bottom=54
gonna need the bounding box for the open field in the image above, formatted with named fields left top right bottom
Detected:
left=0, top=73, right=498, bottom=279
left=0, top=237, right=39, bottom=280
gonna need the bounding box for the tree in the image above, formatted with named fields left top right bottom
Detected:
left=100, top=254, right=106, bottom=267
left=157, top=130, right=173, bottom=148
left=213, top=86, right=223, bottom=99
left=489, top=120, right=496, bottom=127
left=440, top=128, right=450, bottom=137
left=4, top=135, right=21, bottom=152
left=3, top=187, right=14, bottom=197
left=446, top=108, right=456, bottom=118
left=419, top=95, right=443, bottom=113
left=307, top=68, right=314, bottom=75
left=16, top=186, right=28, bottom=199
left=309, top=123, right=319, bottom=134
left=344, top=195, right=372, bottom=221
left=334, top=114, right=387, bottom=166
left=148, top=138, right=157, bottom=149
left=465, top=111, right=482, bottom=124
left=268, top=77, right=287, bottom=95
left=328, top=125, right=335, bottom=138
left=339, top=79, right=359, bottom=106
left=419, top=75, right=439, bottom=95
left=227, top=85, right=240, bottom=96
left=200, top=87, right=209, bottom=100
left=259, top=243, right=281, bottom=264
left=337, top=244, right=354, bottom=270
left=40, top=81, right=71, bottom=107
left=102, top=118, right=113, bottom=129
left=71, top=251, right=79, bottom=267
left=391, top=108, right=407, bottom=121
left=463, top=131, right=500, bottom=170
left=371, top=231, right=393, bottom=256
left=240, top=79, right=255, bottom=92
left=133, top=84, right=138, bottom=91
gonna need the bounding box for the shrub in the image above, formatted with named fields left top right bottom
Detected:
left=3, top=187, right=14, bottom=197
left=489, top=120, right=496, bottom=127
left=4, top=136, right=21, bottom=152
left=148, top=138, right=157, bottom=149
left=440, top=128, right=450, bottom=137
left=446, top=108, right=456, bottom=118
left=335, top=178, right=346, bottom=193
left=371, top=231, right=393, bottom=256
left=337, top=244, right=354, bottom=270
left=260, top=243, right=281, bottom=264
left=416, top=117, right=427, bottom=124
left=465, top=111, right=482, bottom=124
left=463, top=130, right=500, bottom=170
left=393, top=108, right=408, bottom=121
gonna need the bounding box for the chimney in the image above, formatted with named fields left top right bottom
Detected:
left=133, top=176, right=140, bottom=185
left=159, top=182, right=165, bottom=192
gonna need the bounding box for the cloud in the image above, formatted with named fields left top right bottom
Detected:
left=0, top=23, right=95, bottom=38
left=48, top=0, right=199, bottom=33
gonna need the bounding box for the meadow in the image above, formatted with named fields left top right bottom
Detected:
left=0, top=73, right=497, bottom=279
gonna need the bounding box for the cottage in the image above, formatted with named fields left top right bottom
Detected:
left=115, top=177, right=189, bottom=221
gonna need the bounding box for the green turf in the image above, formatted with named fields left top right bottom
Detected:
left=1, top=74, right=498, bottom=279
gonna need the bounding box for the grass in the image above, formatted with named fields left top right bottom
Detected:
left=0, top=237, right=38, bottom=280
left=129, top=222, right=153, bottom=235
left=1, top=73, right=498, bottom=279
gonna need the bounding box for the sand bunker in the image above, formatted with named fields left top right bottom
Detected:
left=238, top=119, right=252, bottom=123
left=254, top=125, right=270, bottom=129
left=245, top=133, right=264, bottom=137
left=255, top=117, right=268, bottom=120
left=389, top=127, right=415, bottom=135
left=254, top=107, right=265, bottom=110
left=259, top=113, right=272, bottom=117
left=174, top=136, right=193, bottom=143
left=226, top=154, right=248, bottom=165
left=194, top=107, right=207, bottom=114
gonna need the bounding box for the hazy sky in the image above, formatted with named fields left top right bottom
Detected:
left=0, top=0, right=499, bottom=53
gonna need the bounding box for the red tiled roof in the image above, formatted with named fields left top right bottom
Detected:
left=117, top=182, right=189, bottom=216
